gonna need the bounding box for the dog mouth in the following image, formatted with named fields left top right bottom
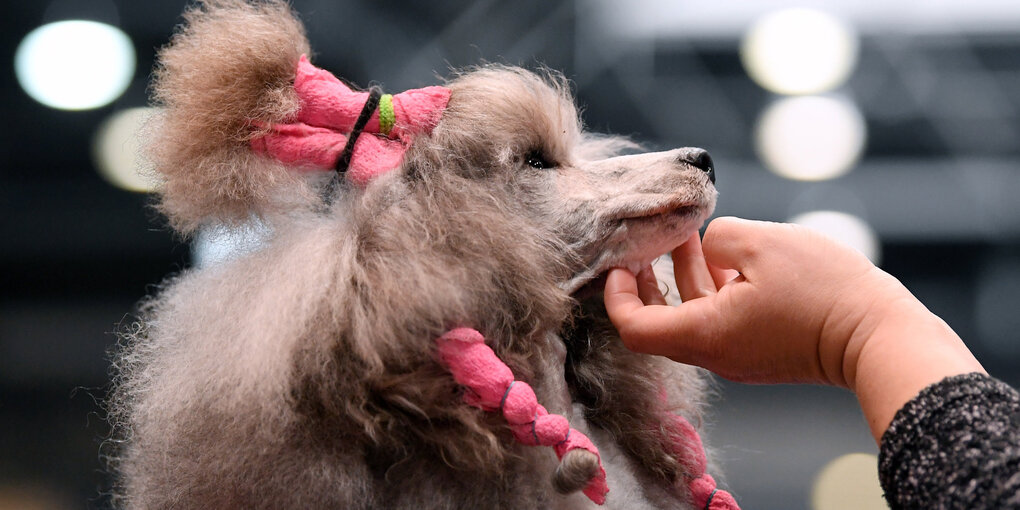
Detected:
left=610, top=202, right=701, bottom=224
left=622, top=204, right=700, bottom=224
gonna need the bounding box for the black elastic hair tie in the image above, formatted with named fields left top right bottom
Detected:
left=335, top=86, right=383, bottom=175
left=499, top=381, right=516, bottom=412
left=703, top=488, right=718, bottom=510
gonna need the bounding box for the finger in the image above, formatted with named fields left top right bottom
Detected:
left=671, top=232, right=718, bottom=301
left=636, top=265, right=667, bottom=306
left=700, top=217, right=768, bottom=275
left=604, top=268, right=718, bottom=359
left=603, top=268, right=649, bottom=328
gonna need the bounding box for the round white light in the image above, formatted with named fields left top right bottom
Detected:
left=15, top=20, right=135, bottom=110
left=790, top=210, right=881, bottom=264
left=741, top=9, right=858, bottom=95
left=811, top=453, right=886, bottom=510
left=756, top=95, right=866, bottom=181
left=93, top=107, right=159, bottom=192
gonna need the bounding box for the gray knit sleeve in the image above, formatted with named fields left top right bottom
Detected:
left=878, top=372, right=1020, bottom=509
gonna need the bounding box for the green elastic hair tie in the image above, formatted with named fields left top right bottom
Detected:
left=378, top=94, right=395, bottom=136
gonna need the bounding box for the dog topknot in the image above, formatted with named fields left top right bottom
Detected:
left=150, top=0, right=312, bottom=234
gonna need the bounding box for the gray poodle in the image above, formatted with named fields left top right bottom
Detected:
left=109, top=1, right=723, bottom=508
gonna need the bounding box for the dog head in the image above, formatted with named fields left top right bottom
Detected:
left=408, top=67, right=717, bottom=293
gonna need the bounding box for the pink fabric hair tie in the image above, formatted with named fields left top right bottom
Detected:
left=436, top=327, right=741, bottom=508
left=251, top=55, right=451, bottom=185
left=435, top=328, right=610, bottom=505
left=665, top=413, right=740, bottom=509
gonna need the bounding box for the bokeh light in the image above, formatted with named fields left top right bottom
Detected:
left=790, top=210, right=881, bottom=264
left=756, top=95, right=866, bottom=181
left=741, top=9, right=859, bottom=96
left=15, top=20, right=135, bottom=110
left=92, top=107, right=159, bottom=192
left=811, top=453, right=887, bottom=510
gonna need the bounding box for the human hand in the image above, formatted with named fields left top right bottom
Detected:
left=606, top=216, right=986, bottom=440
left=605, top=217, right=924, bottom=387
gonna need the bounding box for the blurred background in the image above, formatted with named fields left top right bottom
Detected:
left=3, top=0, right=1020, bottom=508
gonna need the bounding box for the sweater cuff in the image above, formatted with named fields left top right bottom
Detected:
left=878, top=372, right=1020, bottom=509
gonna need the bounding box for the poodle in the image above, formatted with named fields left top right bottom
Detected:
left=108, top=1, right=727, bottom=508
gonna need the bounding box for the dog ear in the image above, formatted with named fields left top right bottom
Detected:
left=148, top=0, right=313, bottom=234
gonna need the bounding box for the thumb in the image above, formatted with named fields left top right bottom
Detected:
left=604, top=268, right=719, bottom=361
left=700, top=217, right=777, bottom=276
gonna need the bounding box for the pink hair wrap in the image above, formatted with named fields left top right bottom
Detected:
left=436, top=326, right=740, bottom=508
left=435, top=328, right=609, bottom=505
left=251, top=55, right=451, bottom=185
left=665, top=413, right=739, bottom=509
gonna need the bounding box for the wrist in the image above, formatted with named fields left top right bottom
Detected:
left=847, top=299, right=985, bottom=442
left=817, top=268, right=912, bottom=388
left=840, top=288, right=925, bottom=392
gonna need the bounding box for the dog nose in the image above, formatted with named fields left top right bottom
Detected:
left=678, top=148, right=715, bottom=184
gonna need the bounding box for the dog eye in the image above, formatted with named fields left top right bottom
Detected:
left=525, top=151, right=554, bottom=169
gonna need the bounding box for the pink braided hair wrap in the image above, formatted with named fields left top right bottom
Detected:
left=436, top=328, right=609, bottom=504
left=436, top=328, right=740, bottom=508
left=665, top=414, right=739, bottom=509
left=251, top=55, right=451, bottom=185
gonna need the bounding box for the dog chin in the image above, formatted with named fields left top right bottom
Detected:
left=564, top=219, right=708, bottom=300
left=566, top=251, right=662, bottom=301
